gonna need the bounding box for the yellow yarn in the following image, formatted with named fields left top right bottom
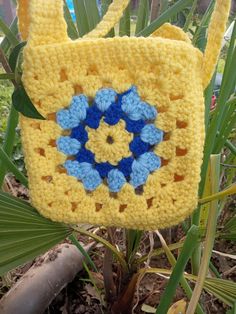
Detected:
left=151, top=23, right=191, bottom=43
left=86, top=120, right=133, bottom=165
left=17, top=0, right=230, bottom=230
left=203, top=0, right=231, bottom=87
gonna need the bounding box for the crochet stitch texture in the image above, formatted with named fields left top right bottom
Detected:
left=17, top=0, right=230, bottom=230
left=55, top=86, right=163, bottom=192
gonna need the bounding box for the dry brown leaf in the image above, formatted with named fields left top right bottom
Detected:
left=167, top=299, right=187, bottom=314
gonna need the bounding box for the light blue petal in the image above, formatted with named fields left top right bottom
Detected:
left=138, top=102, right=157, bottom=120
left=56, top=136, right=81, bottom=155
left=127, top=102, right=157, bottom=121
left=64, top=161, right=93, bottom=180
left=138, top=152, right=161, bottom=172
left=95, top=88, right=117, bottom=112
left=64, top=160, right=82, bottom=179
left=107, top=169, right=126, bottom=192
left=130, top=160, right=149, bottom=188
left=121, top=86, right=140, bottom=117
left=78, top=162, right=94, bottom=179
left=82, top=169, right=102, bottom=191
left=56, top=109, right=72, bottom=129
left=140, top=124, right=163, bottom=145
left=69, top=95, right=89, bottom=121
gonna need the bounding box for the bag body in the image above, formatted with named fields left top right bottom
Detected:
left=17, top=0, right=230, bottom=230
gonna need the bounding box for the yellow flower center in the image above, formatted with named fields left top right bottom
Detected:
left=86, top=120, right=133, bottom=165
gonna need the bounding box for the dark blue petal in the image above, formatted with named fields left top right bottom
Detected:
left=84, top=105, right=103, bottom=129
left=104, top=102, right=123, bottom=125
left=118, top=157, right=134, bottom=177
left=129, top=137, right=150, bottom=157
left=123, top=116, right=145, bottom=133
left=70, top=124, right=88, bottom=144
left=76, top=148, right=95, bottom=163
left=95, top=162, right=114, bottom=178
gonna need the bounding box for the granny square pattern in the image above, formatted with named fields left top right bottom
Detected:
left=56, top=86, right=163, bottom=192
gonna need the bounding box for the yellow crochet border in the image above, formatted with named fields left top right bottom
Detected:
left=20, top=36, right=204, bottom=230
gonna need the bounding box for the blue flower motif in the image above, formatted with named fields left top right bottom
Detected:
left=104, top=102, right=123, bottom=125
left=76, top=147, right=95, bottom=163
left=64, top=160, right=82, bottom=179
left=95, top=88, right=117, bottom=112
left=56, top=86, right=163, bottom=192
left=140, top=124, right=164, bottom=145
left=138, top=152, right=161, bottom=172
left=129, top=137, right=150, bottom=157
left=95, top=162, right=114, bottom=178
left=84, top=105, right=103, bottom=129
left=118, top=157, right=134, bottom=177
left=130, top=160, right=149, bottom=188
left=57, top=136, right=81, bottom=155
left=108, top=169, right=126, bottom=192
left=123, top=116, right=145, bottom=133
left=56, top=95, right=88, bottom=129
left=71, top=124, right=88, bottom=144
left=82, top=168, right=102, bottom=191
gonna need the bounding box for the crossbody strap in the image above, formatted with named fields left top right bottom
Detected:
left=202, top=0, right=231, bottom=88
left=17, top=0, right=129, bottom=45
left=84, top=0, right=129, bottom=38
left=17, top=0, right=69, bottom=46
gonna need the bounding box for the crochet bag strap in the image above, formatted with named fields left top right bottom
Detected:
left=17, top=0, right=230, bottom=87
left=202, top=0, right=231, bottom=88
left=17, top=0, right=129, bottom=45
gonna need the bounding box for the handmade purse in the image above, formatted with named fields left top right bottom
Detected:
left=17, top=0, right=230, bottom=230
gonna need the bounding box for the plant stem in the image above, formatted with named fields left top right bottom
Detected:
left=183, top=0, right=198, bottom=32
left=69, top=233, right=98, bottom=272
left=0, top=147, right=28, bottom=187
left=199, top=184, right=236, bottom=204
left=156, top=230, right=204, bottom=314
left=73, top=227, right=128, bottom=273
left=0, top=105, right=19, bottom=188
left=187, top=154, right=220, bottom=314
left=156, top=225, right=200, bottom=314
left=138, top=0, right=192, bottom=36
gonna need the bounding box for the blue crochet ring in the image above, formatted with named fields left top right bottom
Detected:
left=56, top=86, right=163, bottom=192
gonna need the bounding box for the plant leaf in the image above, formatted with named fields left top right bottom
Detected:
left=119, top=3, right=130, bottom=36
left=9, top=41, right=26, bottom=72
left=84, top=0, right=101, bottom=31
left=220, top=216, right=236, bottom=241
left=0, top=73, right=15, bottom=80
left=63, top=1, right=79, bottom=39
left=167, top=299, right=187, bottom=314
left=12, top=85, right=45, bottom=120
left=0, top=146, right=28, bottom=187
left=135, top=0, right=149, bottom=35
left=73, top=0, right=89, bottom=36
left=0, top=17, right=18, bottom=54
left=0, top=18, right=19, bottom=47
left=141, top=304, right=156, bottom=313
left=156, top=225, right=200, bottom=314
left=138, top=0, right=192, bottom=37
left=0, top=191, right=72, bottom=275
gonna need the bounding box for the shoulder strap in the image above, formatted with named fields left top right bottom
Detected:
left=202, top=0, right=231, bottom=88
left=84, top=0, right=129, bottom=38
left=17, top=0, right=129, bottom=45
left=17, top=0, right=69, bottom=46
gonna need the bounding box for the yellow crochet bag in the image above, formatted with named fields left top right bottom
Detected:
left=17, top=0, right=230, bottom=230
